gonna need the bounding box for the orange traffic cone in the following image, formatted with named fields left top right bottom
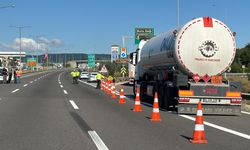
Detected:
left=151, top=92, right=161, bottom=122
left=119, top=87, right=125, bottom=104
left=133, top=87, right=142, bottom=112
left=190, top=101, right=208, bottom=144
left=111, top=83, right=116, bottom=99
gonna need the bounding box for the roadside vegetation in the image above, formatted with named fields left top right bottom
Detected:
left=231, top=43, right=250, bottom=74
left=229, top=43, right=250, bottom=93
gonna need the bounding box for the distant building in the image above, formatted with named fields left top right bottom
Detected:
left=0, top=52, right=26, bottom=67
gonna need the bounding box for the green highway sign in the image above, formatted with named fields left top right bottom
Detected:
left=88, top=54, right=95, bottom=68
left=135, top=28, right=154, bottom=45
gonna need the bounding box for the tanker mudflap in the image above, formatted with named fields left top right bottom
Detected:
left=178, top=104, right=241, bottom=115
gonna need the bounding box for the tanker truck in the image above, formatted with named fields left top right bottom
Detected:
left=130, top=17, right=242, bottom=115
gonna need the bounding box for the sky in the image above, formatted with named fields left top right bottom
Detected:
left=0, top=0, right=249, bottom=55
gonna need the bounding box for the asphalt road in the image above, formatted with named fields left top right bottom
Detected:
left=0, top=69, right=250, bottom=150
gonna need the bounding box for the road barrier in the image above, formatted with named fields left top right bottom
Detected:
left=242, top=93, right=250, bottom=100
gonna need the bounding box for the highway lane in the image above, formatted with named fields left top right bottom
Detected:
left=60, top=71, right=250, bottom=150
left=0, top=70, right=97, bottom=150
left=0, top=70, right=250, bottom=149
left=113, top=83, right=250, bottom=136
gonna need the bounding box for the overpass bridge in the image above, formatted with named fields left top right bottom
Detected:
left=67, top=60, right=110, bottom=68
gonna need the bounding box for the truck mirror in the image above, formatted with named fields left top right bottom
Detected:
left=129, top=52, right=137, bottom=65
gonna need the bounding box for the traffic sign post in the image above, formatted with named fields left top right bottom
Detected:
left=88, top=54, right=95, bottom=68
left=120, top=66, right=127, bottom=77
left=120, top=47, right=127, bottom=59
left=135, top=28, right=154, bottom=45
left=100, top=65, right=108, bottom=74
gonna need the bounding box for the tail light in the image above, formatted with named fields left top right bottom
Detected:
left=230, top=99, right=241, bottom=104
left=226, top=92, right=241, bottom=97
left=179, top=90, right=194, bottom=97
left=179, top=98, right=190, bottom=103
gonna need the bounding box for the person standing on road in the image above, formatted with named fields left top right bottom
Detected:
left=108, top=75, right=113, bottom=83
left=14, top=68, right=17, bottom=83
left=15, top=69, right=22, bottom=83
left=96, top=72, right=104, bottom=89
left=7, top=68, right=12, bottom=84
left=3, top=67, right=7, bottom=84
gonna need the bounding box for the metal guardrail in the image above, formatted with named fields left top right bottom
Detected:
left=223, top=73, right=250, bottom=78
left=242, top=93, right=250, bottom=100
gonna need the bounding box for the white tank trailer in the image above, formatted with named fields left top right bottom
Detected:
left=131, top=17, right=241, bottom=115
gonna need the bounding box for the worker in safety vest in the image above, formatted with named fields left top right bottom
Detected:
left=96, top=72, right=105, bottom=89
left=108, top=75, right=116, bottom=83
left=71, top=69, right=80, bottom=84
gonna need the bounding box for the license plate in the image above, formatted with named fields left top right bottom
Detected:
left=201, top=99, right=221, bottom=104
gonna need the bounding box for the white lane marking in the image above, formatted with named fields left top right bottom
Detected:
left=59, top=82, right=61, bottom=84
left=30, top=81, right=33, bottom=83
left=69, top=100, right=79, bottom=109
left=78, top=80, right=96, bottom=88
left=179, top=115, right=250, bottom=140
left=11, top=89, right=20, bottom=93
left=63, top=90, right=68, bottom=94
left=60, top=85, right=63, bottom=88
left=241, top=111, right=250, bottom=115
left=23, top=84, right=28, bottom=87
left=34, top=79, right=37, bottom=82
left=88, top=131, right=109, bottom=150
left=58, top=72, right=63, bottom=84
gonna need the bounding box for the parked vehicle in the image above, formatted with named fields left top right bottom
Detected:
left=131, top=17, right=241, bottom=115
left=87, top=72, right=98, bottom=82
left=79, top=71, right=89, bottom=79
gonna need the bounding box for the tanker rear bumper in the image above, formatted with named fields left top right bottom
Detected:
left=178, top=104, right=241, bottom=115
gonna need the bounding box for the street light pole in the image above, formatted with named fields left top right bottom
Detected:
left=177, top=0, right=180, bottom=26
left=9, top=25, right=31, bottom=67
left=122, top=36, right=133, bottom=48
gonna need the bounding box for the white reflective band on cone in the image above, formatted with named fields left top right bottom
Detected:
left=153, top=108, right=159, bottom=113
left=120, top=96, right=125, bottom=98
left=197, top=110, right=203, bottom=116
left=154, top=98, right=158, bottom=102
left=112, top=91, right=115, bottom=94
left=195, top=124, right=205, bottom=131
left=135, top=101, right=140, bottom=105
left=121, top=89, right=124, bottom=92
left=136, top=93, right=139, bottom=96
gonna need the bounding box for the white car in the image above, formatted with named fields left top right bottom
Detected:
left=80, top=72, right=89, bottom=79
left=87, top=72, right=98, bottom=82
